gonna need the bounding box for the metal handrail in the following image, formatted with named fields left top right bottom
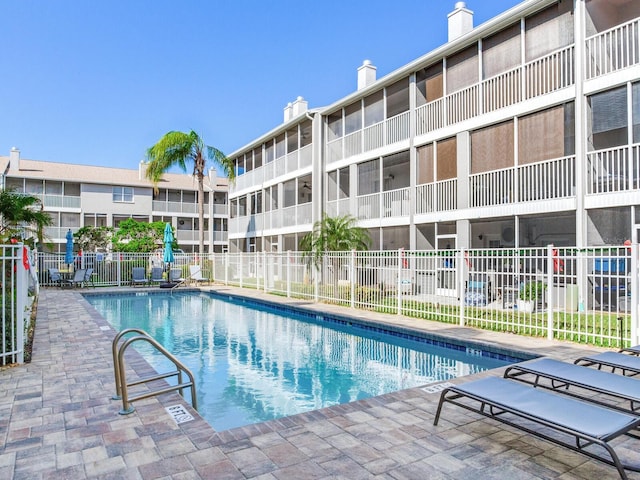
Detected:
left=112, top=328, right=197, bottom=415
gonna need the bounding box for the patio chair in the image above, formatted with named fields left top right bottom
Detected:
left=63, top=269, right=86, bottom=288
left=189, top=265, right=209, bottom=285
left=82, top=267, right=94, bottom=288
left=131, top=267, right=148, bottom=287
left=150, top=267, right=164, bottom=285
left=170, top=268, right=185, bottom=285
left=48, top=268, right=63, bottom=288
left=574, top=351, right=640, bottom=376
left=433, top=376, right=640, bottom=479
left=504, top=357, right=640, bottom=412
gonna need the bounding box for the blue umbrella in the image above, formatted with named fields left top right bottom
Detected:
left=65, top=229, right=74, bottom=266
left=163, top=223, right=174, bottom=264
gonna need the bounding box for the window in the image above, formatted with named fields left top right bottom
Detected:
left=446, top=45, right=478, bottom=93
left=358, top=159, right=380, bottom=195
left=437, top=137, right=457, bottom=180
left=417, top=143, right=434, bottom=184
left=113, top=187, right=133, bottom=203
left=345, top=102, right=362, bottom=135
left=483, top=23, right=521, bottom=79
left=632, top=82, right=640, bottom=143
left=416, top=64, right=443, bottom=106
left=364, top=91, right=384, bottom=127
left=589, top=86, right=627, bottom=150
left=525, top=2, right=573, bottom=61
left=386, top=78, right=410, bottom=118
left=472, top=121, right=514, bottom=173
left=519, top=103, right=575, bottom=164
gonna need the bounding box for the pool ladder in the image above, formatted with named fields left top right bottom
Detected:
left=112, top=328, right=198, bottom=415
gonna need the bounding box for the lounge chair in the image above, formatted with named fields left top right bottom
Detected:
left=504, top=357, right=640, bottom=412
left=150, top=267, right=164, bottom=285
left=48, top=268, right=62, bottom=288
left=63, top=269, right=86, bottom=288
left=83, top=267, right=94, bottom=288
left=434, top=376, right=640, bottom=479
left=574, top=351, right=640, bottom=376
left=131, top=267, right=148, bottom=287
left=620, top=345, right=640, bottom=356
left=170, top=268, right=185, bottom=285
left=189, top=265, right=208, bottom=285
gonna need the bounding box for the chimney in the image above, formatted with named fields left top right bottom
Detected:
left=139, top=160, right=148, bottom=180
left=291, top=96, right=308, bottom=117
left=448, top=2, right=474, bottom=42
left=357, top=60, right=376, bottom=90
left=283, top=102, right=293, bottom=122
left=208, top=166, right=217, bottom=185
left=9, top=147, right=20, bottom=171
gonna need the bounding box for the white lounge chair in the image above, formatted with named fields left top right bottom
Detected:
left=189, top=265, right=209, bottom=285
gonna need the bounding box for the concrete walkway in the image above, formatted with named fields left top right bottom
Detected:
left=1, top=286, right=639, bottom=479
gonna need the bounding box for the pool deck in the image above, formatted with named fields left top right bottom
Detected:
left=1, top=285, right=639, bottom=479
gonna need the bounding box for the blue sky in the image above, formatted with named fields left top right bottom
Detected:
left=0, top=1, right=522, bottom=173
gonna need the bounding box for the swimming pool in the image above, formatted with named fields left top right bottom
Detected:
left=85, top=290, right=528, bottom=431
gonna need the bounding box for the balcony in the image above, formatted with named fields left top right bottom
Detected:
left=586, top=17, right=640, bottom=79
left=34, top=194, right=81, bottom=209
left=152, top=201, right=198, bottom=214
left=231, top=144, right=313, bottom=195
left=327, top=111, right=410, bottom=164
left=587, top=144, right=640, bottom=195
left=44, top=226, right=80, bottom=239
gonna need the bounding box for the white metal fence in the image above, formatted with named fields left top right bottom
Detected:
left=36, top=245, right=639, bottom=349
left=209, top=246, right=638, bottom=348
left=1, top=245, right=36, bottom=365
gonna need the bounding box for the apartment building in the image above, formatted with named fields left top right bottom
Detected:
left=227, top=0, right=640, bottom=253
left=0, top=148, right=229, bottom=253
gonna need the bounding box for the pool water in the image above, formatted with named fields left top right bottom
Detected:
left=86, top=291, right=518, bottom=431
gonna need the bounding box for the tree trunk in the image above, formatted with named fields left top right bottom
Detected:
left=197, top=174, right=205, bottom=261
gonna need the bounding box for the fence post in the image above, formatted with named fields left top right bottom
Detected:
left=255, top=251, right=260, bottom=291
left=631, top=243, right=639, bottom=346
left=350, top=250, right=356, bottom=309
left=286, top=250, right=291, bottom=298
left=224, top=252, right=228, bottom=285
left=263, top=251, right=268, bottom=293
left=397, top=249, right=403, bottom=315
left=16, top=246, right=26, bottom=364
left=314, top=257, right=319, bottom=302
left=239, top=253, right=244, bottom=288
left=117, top=254, right=122, bottom=287
left=458, top=248, right=465, bottom=327
left=546, top=244, right=555, bottom=341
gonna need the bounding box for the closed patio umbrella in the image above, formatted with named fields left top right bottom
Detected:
left=65, top=229, right=74, bottom=268
left=162, top=223, right=175, bottom=286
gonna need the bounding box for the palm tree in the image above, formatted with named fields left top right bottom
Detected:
left=146, top=130, right=235, bottom=257
left=0, top=188, right=52, bottom=244
left=300, top=214, right=371, bottom=290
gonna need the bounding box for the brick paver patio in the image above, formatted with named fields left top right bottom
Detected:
left=1, top=286, right=638, bottom=479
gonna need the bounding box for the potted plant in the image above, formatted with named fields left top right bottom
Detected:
left=517, top=281, right=545, bottom=313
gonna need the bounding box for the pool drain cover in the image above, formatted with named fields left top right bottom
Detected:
left=421, top=382, right=454, bottom=394
left=166, top=404, right=194, bottom=424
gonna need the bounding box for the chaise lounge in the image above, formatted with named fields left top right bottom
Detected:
left=434, top=376, right=640, bottom=479
left=504, top=357, right=640, bottom=412
left=574, top=351, right=640, bottom=376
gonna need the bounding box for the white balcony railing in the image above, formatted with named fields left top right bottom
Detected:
left=363, top=122, right=384, bottom=152
left=357, top=192, right=381, bottom=220
left=436, top=179, right=457, bottom=212
left=415, top=45, right=575, bottom=137
left=586, top=18, right=640, bottom=79
left=524, top=45, right=574, bottom=99
left=470, top=167, right=515, bottom=208
left=518, top=155, right=576, bottom=202
left=211, top=231, right=228, bottom=243
left=415, top=98, right=444, bottom=137
left=152, top=200, right=197, bottom=214
left=587, top=145, right=639, bottom=194
left=446, top=83, right=479, bottom=125
left=326, top=198, right=351, bottom=217
left=44, top=226, right=80, bottom=239
left=482, top=67, right=521, bottom=113
left=415, top=183, right=434, bottom=215
left=176, top=229, right=210, bottom=242
left=35, top=194, right=81, bottom=209
left=212, top=203, right=228, bottom=215
left=382, top=187, right=410, bottom=218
